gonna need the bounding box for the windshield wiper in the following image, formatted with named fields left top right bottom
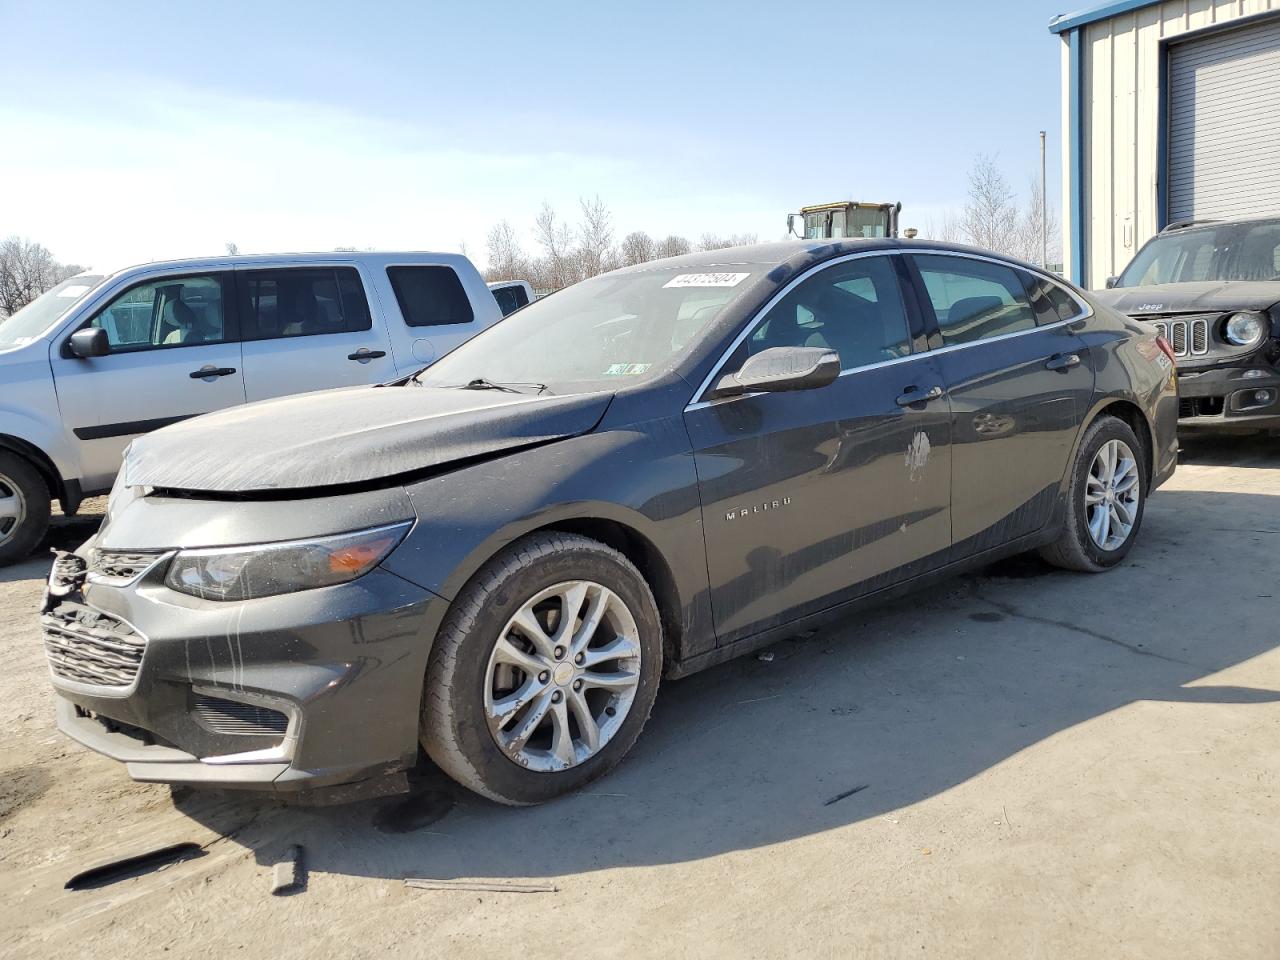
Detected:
left=452, top=378, right=549, bottom=395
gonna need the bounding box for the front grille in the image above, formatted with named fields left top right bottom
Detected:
left=193, top=694, right=289, bottom=736
left=90, top=549, right=164, bottom=582
left=42, top=600, right=147, bottom=687
left=1150, top=316, right=1212, bottom=358
left=1178, top=396, right=1224, bottom=419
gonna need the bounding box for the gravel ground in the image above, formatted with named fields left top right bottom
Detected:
left=1, top=439, right=1277, bottom=959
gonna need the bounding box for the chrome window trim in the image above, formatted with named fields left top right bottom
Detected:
left=685, top=248, right=1093, bottom=412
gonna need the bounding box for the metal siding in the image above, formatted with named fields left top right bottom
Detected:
left=1168, top=16, right=1280, bottom=220
left=1064, top=0, right=1279, bottom=286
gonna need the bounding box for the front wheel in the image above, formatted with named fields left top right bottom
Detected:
left=1040, top=416, right=1146, bottom=573
left=0, top=453, right=50, bottom=566
left=421, top=532, right=663, bottom=805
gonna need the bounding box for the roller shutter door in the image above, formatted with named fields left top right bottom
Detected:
left=1167, top=17, right=1280, bottom=222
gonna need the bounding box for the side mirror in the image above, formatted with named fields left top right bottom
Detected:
left=786, top=213, right=800, bottom=237
left=1105, top=276, right=1120, bottom=289
left=710, top=346, right=840, bottom=399
left=67, top=327, right=110, bottom=359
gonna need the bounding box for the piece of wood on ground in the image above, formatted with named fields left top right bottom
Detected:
left=404, top=877, right=558, bottom=894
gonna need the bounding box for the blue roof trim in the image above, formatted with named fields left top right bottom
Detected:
left=1048, top=0, right=1161, bottom=34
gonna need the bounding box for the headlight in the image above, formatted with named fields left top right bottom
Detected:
left=165, top=522, right=411, bottom=601
left=1224, top=311, right=1267, bottom=346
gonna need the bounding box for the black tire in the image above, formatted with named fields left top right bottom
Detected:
left=1039, top=416, right=1146, bottom=573
left=421, top=531, right=663, bottom=805
left=0, top=453, right=51, bottom=566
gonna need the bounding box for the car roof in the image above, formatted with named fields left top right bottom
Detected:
left=1161, top=216, right=1280, bottom=235
left=608, top=238, right=1057, bottom=279
left=102, top=250, right=469, bottom=282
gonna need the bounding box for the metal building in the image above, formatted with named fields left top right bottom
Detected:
left=1051, top=0, right=1280, bottom=287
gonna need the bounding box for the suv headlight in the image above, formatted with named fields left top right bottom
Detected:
left=1224, top=311, right=1267, bottom=346
left=165, top=522, right=411, bottom=601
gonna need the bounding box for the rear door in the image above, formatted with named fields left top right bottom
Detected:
left=49, top=272, right=245, bottom=491
left=685, top=253, right=953, bottom=645
left=237, top=265, right=394, bottom=402
left=905, top=253, right=1094, bottom=553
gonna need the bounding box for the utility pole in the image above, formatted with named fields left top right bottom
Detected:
left=1039, top=130, right=1048, bottom=269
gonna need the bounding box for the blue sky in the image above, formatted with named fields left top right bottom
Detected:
left=0, top=0, right=1075, bottom=271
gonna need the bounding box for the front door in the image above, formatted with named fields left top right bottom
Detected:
left=906, top=254, right=1095, bottom=553
left=236, top=266, right=395, bottom=402
left=684, top=254, right=953, bottom=646
left=50, top=272, right=245, bottom=491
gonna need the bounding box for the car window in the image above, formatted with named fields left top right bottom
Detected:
left=1019, top=270, right=1084, bottom=325
left=740, top=255, right=911, bottom=371
left=914, top=256, right=1037, bottom=345
left=492, top=285, right=529, bottom=316
left=388, top=265, right=474, bottom=327
left=240, top=267, right=371, bottom=341
left=90, top=274, right=230, bottom=352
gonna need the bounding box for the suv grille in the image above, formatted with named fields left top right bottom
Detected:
left=42, top=600, right=147, bottom=687
left=1150, top=316, right=1211, bottom=358
left=193, top=695, right=289, bottom=736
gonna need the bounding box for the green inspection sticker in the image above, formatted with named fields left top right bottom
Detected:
left=604, top=363, right=652, bottom=375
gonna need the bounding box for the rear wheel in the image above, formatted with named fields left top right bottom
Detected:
left=0, top=453, right=50, bottom=566
left=1040, top=416, right=1145, bottom=573
left=421, top=532, right=663, bottom=805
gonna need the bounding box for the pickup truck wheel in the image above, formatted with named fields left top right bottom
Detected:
left=1040, top=416, right=1146, bottom=573
left=421, top=532, right=662, bottom=805
left=0, top=453, right=50, bottom=566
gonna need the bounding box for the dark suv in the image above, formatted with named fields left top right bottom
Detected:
left=1096, top=217, right=1280, bottom=433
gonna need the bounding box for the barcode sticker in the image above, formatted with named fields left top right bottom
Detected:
left=663, top=273, right=750, bottom=288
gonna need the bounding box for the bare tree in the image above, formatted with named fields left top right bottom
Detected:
left=533, top=202, right=577, bottom=290
left=0, top=236, right=83, bottom=317
left=696, top=232, right=759, bottom=251
left=654, top=235, right=692, bottom=259
left=484, top=219, right=532, bottom=282
left=575, top=195, right=615, bottom=278
left=958, top=155, right=1020, bottom=254
left=224, top=241, right=240, bottom=256
left=1013, top=177, right=1061, bottom=267
left=619, top=230, right=657, bottom=267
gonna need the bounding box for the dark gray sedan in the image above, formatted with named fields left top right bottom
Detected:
left=44, top=240, right=1178, bottom=805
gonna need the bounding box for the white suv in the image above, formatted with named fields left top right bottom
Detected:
left=0, top=251, right=503, bottom=563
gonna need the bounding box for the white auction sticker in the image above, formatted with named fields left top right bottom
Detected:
left=663, top=272, right=750, bottom=288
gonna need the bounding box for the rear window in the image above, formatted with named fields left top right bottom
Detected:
left=492, top=284, right=530, bottom=316
left=240, top=267, right=371, bottom=340
left=388, top=266, right=474, bottom=327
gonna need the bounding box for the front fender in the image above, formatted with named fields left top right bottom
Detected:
left=381, top=417, right=714, bottom=658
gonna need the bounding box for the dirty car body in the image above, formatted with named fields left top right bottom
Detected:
left=1096, top=217, right=1280, bottom=432
left=46, top=240, right=1178, bottom=803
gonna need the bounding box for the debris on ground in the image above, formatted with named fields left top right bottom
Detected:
left=270, top=844, right=305, bottom=895
left=404, top=878, right=558, bottom=894
left=757, top=651, right=775, bottom=663
left=823, top=784, right=869, bottom=807
left=65, top=842, right=205, bottom=891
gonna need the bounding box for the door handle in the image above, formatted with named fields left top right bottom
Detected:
left=348, top=349, right=387, bottom=362
left=189, top=366, right=237, bottom=379
left=1045, top=353, right=1081, bottom=371
left=895, top=384, right=944, bottom=407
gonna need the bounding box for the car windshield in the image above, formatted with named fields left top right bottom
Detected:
left=417, top=265, right=770, bottom=393
left=0, top=275, right=105, bottom=348
left=1117, top=221, right=1280, bottom=286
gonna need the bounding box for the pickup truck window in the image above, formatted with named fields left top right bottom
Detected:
left=388, top=266, right=475, bottom=327
left=240, top=267, right=371, bottom=340
left=90, top=274, right=232, bottom=352
left=492, top=285, right=530, bottom=316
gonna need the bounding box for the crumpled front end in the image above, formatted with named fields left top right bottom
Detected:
left=44, top=485, right=445, bottom=800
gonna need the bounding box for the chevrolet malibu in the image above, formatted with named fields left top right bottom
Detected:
left=45, top=240, right=1178, bottom=806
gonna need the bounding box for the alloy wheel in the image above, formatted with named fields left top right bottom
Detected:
left=484, top=580, right=642, bottom=773
left=0, top=472, right=27, bottom=547
left=1085, top=438, right=1140, bottom=551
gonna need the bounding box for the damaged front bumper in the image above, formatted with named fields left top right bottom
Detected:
left=45, top=547, right=447, bottom=801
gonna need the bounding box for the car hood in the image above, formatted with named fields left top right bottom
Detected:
left=123, top=385, right=614, bottom=493
left=1094, top=281, right=1280, bottom=315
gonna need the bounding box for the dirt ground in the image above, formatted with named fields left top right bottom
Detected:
left=1, top=436, right=1278, bottom=959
